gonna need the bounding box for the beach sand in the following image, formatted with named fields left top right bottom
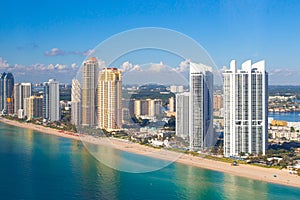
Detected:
left=1, top=117, right=299, bottom=188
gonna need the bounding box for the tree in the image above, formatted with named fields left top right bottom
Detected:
left=239, top=152, right=245, bottom=157
left=291, top=126, right=295, bottom=132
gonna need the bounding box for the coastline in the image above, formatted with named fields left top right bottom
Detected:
left=0, top=117, right=299, bottom=189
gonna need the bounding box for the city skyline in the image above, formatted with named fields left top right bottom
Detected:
left=1, top=1, right=300, bottom=85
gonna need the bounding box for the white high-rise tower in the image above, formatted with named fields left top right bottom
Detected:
left=71, top=79, right=81, bottom=126
left=223, top=60, right=268, bottom=157
left=14, top=82, right=31, bottom=118
left=43, top=79, right=60, bottom=122
left=189, top=62, right=213, bottom=150
left=176, top=92, right=189, bottom=139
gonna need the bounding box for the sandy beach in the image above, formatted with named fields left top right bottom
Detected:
left=1, top=117, right=299, bottom=188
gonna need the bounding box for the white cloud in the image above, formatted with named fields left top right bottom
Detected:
left=147, top=62, right=169, bottom=72
left=71, top=63, right=78, bottom=69
left=120, top=61, right=133, bottom=72
left=132, top=64, right=142, bottom=71
left=44, top=48, right=65, bottom=56
left=82, top=49, right=95, bottom=57
left=0, top=57, right=10, bottom=68
left=173, top=59, right=191, bottom=73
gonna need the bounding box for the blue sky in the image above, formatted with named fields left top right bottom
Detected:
left=0, top=0, right=300, bottom=84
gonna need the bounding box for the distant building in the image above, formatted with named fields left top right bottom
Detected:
left=213, top=94, right=223, bottom=111
left=82, top=57, right=98, bottom=127
left=168, top=96, right=175, bottom=112
left=189, top=62, right=213, bottom=150
left=97, top=68, right=122, bottom=130
left=122, top=99, right=134, bottom=123
left=176, top=92, right=189, bottom=139
left=223, top=60, right=268, bottom=157
left=148, top=99, right=162, bottom=116
left=25, top=96, right=43, bottom=120
left=43, top=79, right=60, bottom=121
left=169, top=85, right=184, bottom=93
left=14, top=83, right=31, bottom=118
left=71, top=79, right=81, bottom=125
left=133, top=99, right=162, bottom=117
left=0, top=72, right=14, bottom=114
left=134, top=100, right=141, bottom=116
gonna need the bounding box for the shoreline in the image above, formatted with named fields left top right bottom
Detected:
left=0, top=117, right=299, bottom=189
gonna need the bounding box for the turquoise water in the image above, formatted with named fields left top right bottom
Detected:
left=0, top=123, right=300, bottom=199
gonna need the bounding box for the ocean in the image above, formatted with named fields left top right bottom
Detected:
left=0, top=122, right=300, bottom=200
left=268, top=111, right=300, bottom=122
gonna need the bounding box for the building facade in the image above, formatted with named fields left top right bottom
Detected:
left=133, top=99, right=162, bottom=117
left=25, top=96, right=43, bottom=120
left=97, top=68, right=122, bottom=130
left=223, top=60, right=268, bottom=157
left=0, top=72, right=14, bottom=114
left=43, top=79, right=60, bottom=122
left=213, top=94, right=223, bottom=111
left=176, top=92, right=190, bottom=139
left=189, top=62, right=213, bottom=150
left=71, top=79, right=81, bottom=125
left=82, top=57, right=98, bottom=127
left=14, top=83, right=31, bottom=118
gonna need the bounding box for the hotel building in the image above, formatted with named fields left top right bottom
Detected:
left=189, top=62, right=213, bottom=150
left=81, top=57, right=98, bottom=127
left=25, top=96, right=43, bottom=120
left=43, top=79, right=60, bottom=122
left=97, top=68, right=122, bottom=130
left=176, top=92, right=190, bottom=139
left=0, top=72, right=14, bottom=114
left=223, top=60, right=268, bottom=157
left=14, top=83, right=31, bottom=118
left=71, top=79, right=81, bottom=126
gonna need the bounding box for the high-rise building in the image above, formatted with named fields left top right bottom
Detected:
left=176, top=92, right=189, bottom=139
left=82, top=57, right=98, bottom=127
left=133, top=99, right=162, bottom=117
left=14, top=83, right=31, bottom=118
left=25, top=96, right=43, bottom=120
left=0, top=72, right=14, bottom=114
left=97, top=68, right=122, bottom=130
left=134, top=99, right=141, bottom=116
left=71, top=79, right=81, bottom=125
left=213, top=94, right=223, bottom=111
left=223, top=60, right=268, bottom=157
left=168, top=96, right=175, bottom=112
left=122, top=99, right=134, bottom=123
left=43, top=79, right=60, bottom=121
left=148, top=99, right=162, bottom=116
left=189, top=62, right=213, bottom=150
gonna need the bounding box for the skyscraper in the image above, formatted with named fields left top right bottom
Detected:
left=223, top=60, right=268, bottom=157
left=82, top=57, right=98, bottom=127
left=71, top=79, right=81, bottom=125
left=168, top=96, right=175, bottom=112
left=14, top=83, right=31, bottom=118
left=176, top=92, right=189, bottom=139
left=0, top=72, right=14, bottom=114
left=25, top=96, right=43, bottom=120
left=97, top=68, right=122, bottom=130
left=189, top=62, right=213, bottom=150
left=43, top=79, right=60, bottom=122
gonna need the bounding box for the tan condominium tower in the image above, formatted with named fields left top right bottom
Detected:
left=97, top=68, right=122, bottom=131
left=81, top=57, right=99, bottom=127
